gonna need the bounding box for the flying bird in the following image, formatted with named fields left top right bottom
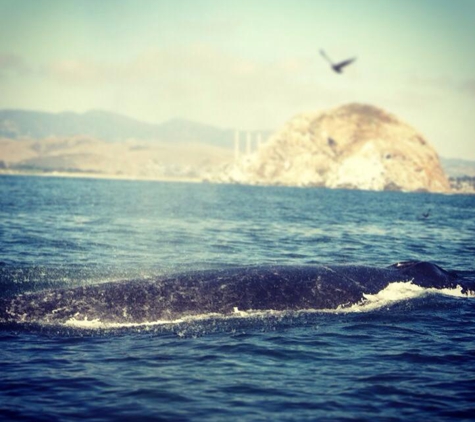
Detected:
left=320, top=49, right=356, bottom=74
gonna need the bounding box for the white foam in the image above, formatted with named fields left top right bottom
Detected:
left=64, top=310, right=237, bottom=329
left=63, top=307, right=280, bottom=330
left=62, top=282, right=474, bottom=329
left=339, top=281, right=474, bottom=313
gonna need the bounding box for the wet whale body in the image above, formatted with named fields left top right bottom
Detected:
left=0, top=261, right=472, bottom=326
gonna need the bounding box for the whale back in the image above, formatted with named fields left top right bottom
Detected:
left=0, top=262, right=471, bottom=326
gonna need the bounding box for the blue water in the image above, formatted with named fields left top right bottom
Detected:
left=1, top=175, right=475, bottom=421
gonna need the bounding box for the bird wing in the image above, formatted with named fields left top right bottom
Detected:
left=334, top=57, right=356, bottom=71
left=319, top=49, right=334, bottom=65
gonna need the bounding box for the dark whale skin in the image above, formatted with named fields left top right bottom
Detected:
left=0, top=262, right=472, bottom=325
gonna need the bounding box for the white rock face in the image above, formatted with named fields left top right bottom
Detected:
left=218, top=103, right=450, bottom=193
left=326, top=141, right=386, bottom=191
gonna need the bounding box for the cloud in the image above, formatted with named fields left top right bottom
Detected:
left=43, top=44, right=309, bottom=86
left=42, top=44, right=323, bottom=108
left=461, top=79, right=475, bottom=97
left=30, top=45, right=321, bottom=127
left=0, top=54, right=31, bottom=76
left=46, top=59, right=107, bottom=85
left=407, top=73, right=475, bottom=98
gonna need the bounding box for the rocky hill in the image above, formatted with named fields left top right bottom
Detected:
left=218, top=103, right=450, bottom=193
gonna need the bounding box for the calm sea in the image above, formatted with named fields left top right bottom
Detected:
left=1, top=175, right=474, bottom=421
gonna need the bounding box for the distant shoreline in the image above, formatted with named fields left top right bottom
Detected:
left=0, top=169, right=203, bottom=184
left=1, top=169, right=473, bottom=194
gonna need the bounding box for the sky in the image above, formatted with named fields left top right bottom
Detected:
left=0, top=0, right=474, bottom=159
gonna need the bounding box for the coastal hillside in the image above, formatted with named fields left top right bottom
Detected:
left=0, top=136, right=232, bottom=181
left=0, top=109, right=271, bottom=147
left=441, top=158, right=475, bottom=178
left=218, top=103, right=450, bottom=193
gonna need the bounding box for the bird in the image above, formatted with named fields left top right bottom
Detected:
left=320, top=49, right=356, bottom=74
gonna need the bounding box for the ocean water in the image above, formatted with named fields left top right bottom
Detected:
left=1, top=174, right=474, bottom=421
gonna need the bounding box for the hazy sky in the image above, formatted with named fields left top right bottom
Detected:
left=1, top=0, right=474, bottom=159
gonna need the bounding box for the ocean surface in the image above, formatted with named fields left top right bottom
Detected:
left=1, top=174, right=474, bottom=421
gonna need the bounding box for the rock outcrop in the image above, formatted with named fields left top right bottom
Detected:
left=219, top=103, right=450, bottom=193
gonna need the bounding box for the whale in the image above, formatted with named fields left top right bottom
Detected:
left=0, top=261, right=473, bottom=325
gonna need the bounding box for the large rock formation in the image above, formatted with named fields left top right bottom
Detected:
left=221, top=103, right=450, bottom=192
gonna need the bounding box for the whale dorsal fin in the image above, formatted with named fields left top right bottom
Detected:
left=389, top=261, right=458, bottom=280
left=388, top=261, right=420, bottom=269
